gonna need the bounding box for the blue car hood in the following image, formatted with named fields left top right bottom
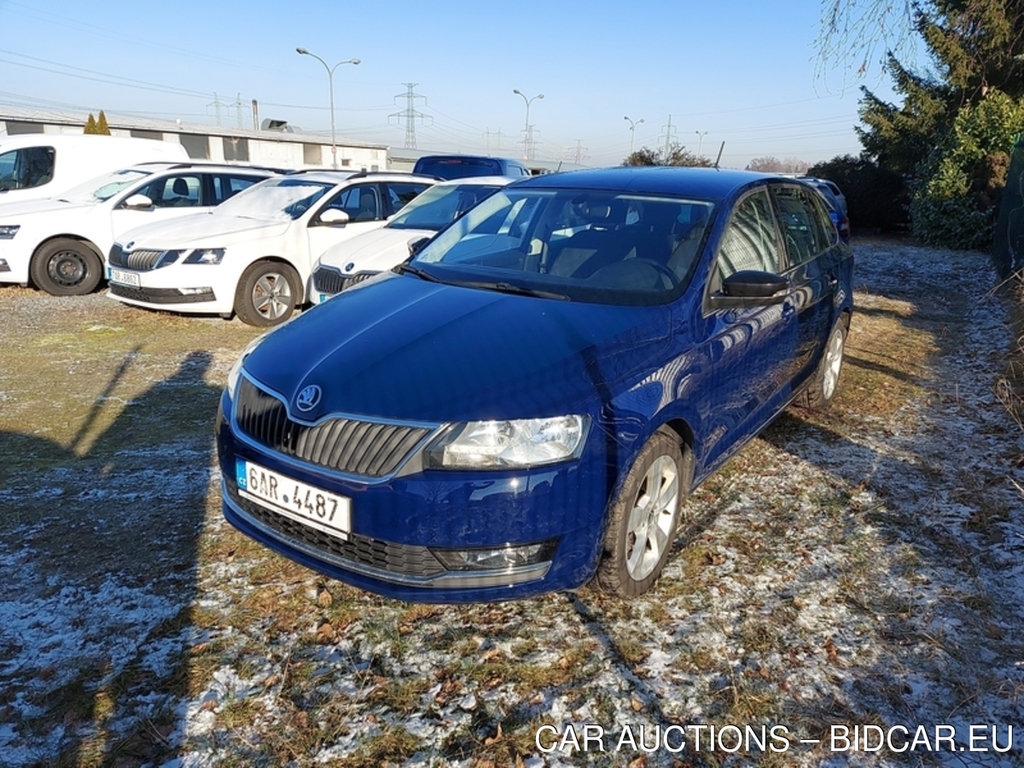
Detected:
left=243, top=273, right=672, bottom=423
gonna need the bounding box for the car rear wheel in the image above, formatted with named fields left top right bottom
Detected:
left=596, top=430, right=686, bottom=597
left=798, top=318, right=847, bottom=410
left=234, top=260, right=301, bottom=327
left=30, top=238, right=103, bottom=296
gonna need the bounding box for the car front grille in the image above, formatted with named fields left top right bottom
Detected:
left=227, top=485, right=446, bottom=578
left=234, top=376, right=432, bottom=478
left=108, top=245, right=165, bottom=271
left=312, top=267, right=375, bottom=295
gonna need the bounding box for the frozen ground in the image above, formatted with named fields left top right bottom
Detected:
left=1, top=239, right=1022, bottom=767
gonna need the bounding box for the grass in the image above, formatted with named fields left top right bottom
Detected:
left=4, top=241, right=1023, bottom=766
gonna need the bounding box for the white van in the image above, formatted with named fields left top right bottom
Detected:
left=0, top=134, right=189, bottom=204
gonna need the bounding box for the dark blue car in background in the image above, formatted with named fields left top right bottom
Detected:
left=216, top=167, right=854, bottom=603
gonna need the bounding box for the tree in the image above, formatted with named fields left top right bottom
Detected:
left=820, top=1, right=1024, bottom=247
left=623, top=144, right=712, bottom=167
left=84, top=111, right=112, bottom=135
left=817, top=1, right=1024, bottom=99
left=745, top=156, right=810, bottom=174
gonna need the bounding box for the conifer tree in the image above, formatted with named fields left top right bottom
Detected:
left=84, top=113, right=98, bottom=134
left=96, top=110, right=111, bottom=135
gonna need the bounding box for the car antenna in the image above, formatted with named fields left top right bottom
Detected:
left=713, top=141, right=725, bottom=169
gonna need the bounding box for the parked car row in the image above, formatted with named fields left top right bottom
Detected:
left=0, top=150, right=547, bottom=325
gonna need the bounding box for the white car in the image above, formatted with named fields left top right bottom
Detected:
left=0, top=162, right=277, bottom=295
left=0, top=134, right=189, bottom=205
left=311, top=175, right=516, bottom=300
left=106, top=171, right=434, bottom=326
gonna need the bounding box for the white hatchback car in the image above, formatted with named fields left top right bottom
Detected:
left=0, top=162, right=277, bottom=295
left=106, top=171, right=434, bottom=326
left=311, top=176, right=516, bottom=301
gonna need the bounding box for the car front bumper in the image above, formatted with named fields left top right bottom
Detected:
left=215, top=389, right=610, bottom=603
left=106, top=262, right=239, bottom=314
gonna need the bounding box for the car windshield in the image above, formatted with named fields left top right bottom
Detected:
left=213, top=177, right=336, bottom=220
left=388, top=183, right=506, bottom=231
left=58, top=168, right=152, bottom=204
left=411, top=188, right=716, bottom=305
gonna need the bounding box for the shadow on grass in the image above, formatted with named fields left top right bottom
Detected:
left=0, top=350, right=221, bottom=767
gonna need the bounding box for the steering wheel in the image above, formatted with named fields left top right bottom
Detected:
left=589, top=259, right=677, bottom=289
left=635, top=259, right=678, bottom=287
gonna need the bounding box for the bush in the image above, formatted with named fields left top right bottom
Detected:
left=807, top=155, right=908, bottom=232
left=911, top=90, right=1024, bottom=249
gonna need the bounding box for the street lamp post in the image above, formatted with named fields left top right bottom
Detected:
left=624, top=115, right=644, bottom=154
left=296, top=47, right=361, bottom=169
left=695, top=130, right=708, bottom=158
left=513, top=89, right=543, bottom=161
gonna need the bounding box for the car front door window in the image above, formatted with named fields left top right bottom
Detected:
left=137, top=175, right=202, bottom=208
left=698, top=188, right=794, bottom=470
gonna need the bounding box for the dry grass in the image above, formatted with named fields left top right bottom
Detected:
left=3, top=239, right=1023, bottom=767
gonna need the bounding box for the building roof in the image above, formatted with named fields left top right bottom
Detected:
left=0, top=105, right=387, bottom=150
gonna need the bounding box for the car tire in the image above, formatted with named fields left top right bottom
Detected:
left=595, top=430, right=686, bottom=597
left=797, top=318, right=847, bottom=410
left=30, top=238, right=103, bottom=296
left=234, top=260, right=301, bottom=327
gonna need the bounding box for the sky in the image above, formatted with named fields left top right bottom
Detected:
left=0, top=0, right=909, bottom=170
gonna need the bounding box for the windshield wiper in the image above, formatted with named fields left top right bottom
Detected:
left=393, top=263, right=442, bottom=282
left=452, top=280, right=570, bottom=301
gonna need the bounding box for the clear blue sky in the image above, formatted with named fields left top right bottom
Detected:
left=0, top=0, right=901, bottom=169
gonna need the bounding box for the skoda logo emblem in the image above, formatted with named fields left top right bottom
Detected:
left=125, top=241, right=135, bottom=250
left=296, top=385, right=322, bottom=413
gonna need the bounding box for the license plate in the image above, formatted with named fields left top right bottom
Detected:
left=108, top=268, right=140, bottom=288
left=236, top=459, right=351, bottom=540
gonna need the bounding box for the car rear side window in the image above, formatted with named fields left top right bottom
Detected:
left=383, top=181, right=431, bottom=216
left=771, top=186, right=833, bottom=265
left=713, top=188, right=781, bottom=288
left=0, top=145, right=55, bottom=191
left=212, top=174, right=262, bottom=204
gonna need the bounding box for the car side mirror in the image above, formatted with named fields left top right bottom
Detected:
left=123, top=194, right=154, bottom=210
left=407, top=236, right=430, bottom=256
left=318, top=209, right=350, bottom=226
left=709, top=269, right=788, bottom=309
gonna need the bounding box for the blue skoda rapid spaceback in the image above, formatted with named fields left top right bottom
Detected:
left=216, top=167, right=853, bottom=603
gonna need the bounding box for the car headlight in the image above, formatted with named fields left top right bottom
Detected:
left=425, top=415, right=589, bottom=469
left=0, top=224, right=20, bottom=239
left=226, top=335, right=266, bottom=399
left=183, top=247, right=226, bottom=265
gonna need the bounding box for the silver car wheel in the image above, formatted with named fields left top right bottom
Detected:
left=252, top=272, right=293, bottom=321
left=822, top=324, right=845, bottom=400
left=624, top=454, right=680, bottom=581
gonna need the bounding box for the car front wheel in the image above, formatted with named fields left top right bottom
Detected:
left=234, top=260, right=301, bottom=327
left=596, top=430, right=686, bottom=597
left=30, top=238, right=103, bottom=296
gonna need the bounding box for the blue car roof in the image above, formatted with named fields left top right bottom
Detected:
left=513, top=166, right=779, bottom=199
